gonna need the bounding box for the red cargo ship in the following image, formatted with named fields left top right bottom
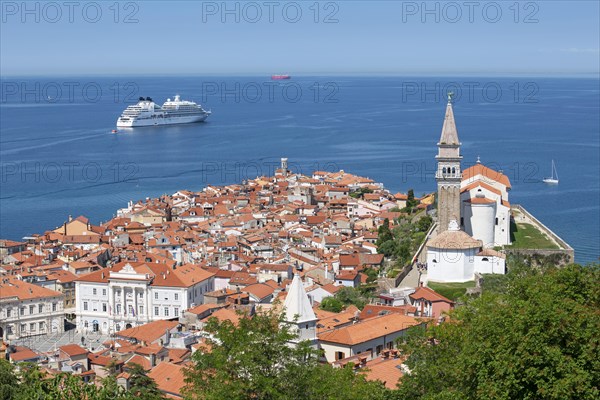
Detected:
left=271, top=75, right=291, bottom=80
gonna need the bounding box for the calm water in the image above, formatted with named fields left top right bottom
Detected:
left=1, top=76, right=598, bottom=264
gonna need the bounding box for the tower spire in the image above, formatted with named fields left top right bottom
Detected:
left=282, top=274, right=318, bottom=346
left=439, top=92, right=460, bottom=146
left=283, top=274, right=316, bottom=324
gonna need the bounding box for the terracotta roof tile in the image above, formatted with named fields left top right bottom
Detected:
left=0, top=278, right=62, bottom=300
left=427, top=229, right=481, bottom=250
left=409, top=286, right=453, bottom=304
left=318, top=313, right=420, bottom=345
left=361, top=356, right=405, bottom=389
left=116, top=320, right=179, bottom=344
left=59, top=344, right=89, bottom=357
left=147, top=362, right=186, bottom=398
left=462, top=164, right=511, bottom=189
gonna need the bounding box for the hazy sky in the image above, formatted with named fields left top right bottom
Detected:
left=1, top=0, right=599, bottom=75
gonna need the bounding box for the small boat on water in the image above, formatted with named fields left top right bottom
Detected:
left=112, top=129, right=118, bottom=133
left=271, top=74, right=291, bottom=80
left=543, top=160, right=559, bottom=184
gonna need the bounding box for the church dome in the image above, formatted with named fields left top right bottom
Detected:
left=427, top=220, right=482, bottom=250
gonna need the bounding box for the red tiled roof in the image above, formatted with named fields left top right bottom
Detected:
left=116, top=320, right=179, bottom=344
left=59, top=344, right=89, bottom=357
left=243, top=283, right=275, bottom=300
left=462, top=164, right=511, bottom=189
left=360, top=304, right=416, bottom=320
left=148, top=362, right=186, bottom=398
left=125, top=354, right=151, bottom=371
left=410, top=286, right=453, bottom=303
left=9, top=346, right=39, bottom=362
left=361, top=356, right=405, bottom=389
left=318, top=314, right=420, bottom=345
left=464, top=197, right=496, bottom=205
left=0, top=278, right=62, bottom=301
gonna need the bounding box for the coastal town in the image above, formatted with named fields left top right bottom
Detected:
left=0, top=100, right=576, bottom=397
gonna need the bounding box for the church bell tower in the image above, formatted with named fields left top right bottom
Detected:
left=436, top=93, right=462, bottom=232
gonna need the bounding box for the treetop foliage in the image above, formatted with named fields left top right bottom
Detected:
left=183, top=308, right=388, bottom=400
left=397, top=260, right=600, bottom=400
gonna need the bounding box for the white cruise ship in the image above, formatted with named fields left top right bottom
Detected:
left=116, top=95, right=211, bottom=127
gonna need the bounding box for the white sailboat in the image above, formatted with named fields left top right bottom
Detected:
left=543, top=160, right=559, bottom=184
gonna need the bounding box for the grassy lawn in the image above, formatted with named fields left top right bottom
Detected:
left=506, top=221, right=559, bottom=249
left=427, top=281, right=476, bottom=301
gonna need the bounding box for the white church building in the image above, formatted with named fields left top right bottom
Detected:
left=427, top=220, right=506, bottom=283
left=427, top=95, right=507, bottom=283
left=461, top=161, right=512, bottom=247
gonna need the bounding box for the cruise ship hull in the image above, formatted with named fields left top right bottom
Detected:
left=116, top=113, right=209, bottom=127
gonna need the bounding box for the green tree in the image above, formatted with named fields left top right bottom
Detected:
left=416, top=215, right=433, bottom=232
left=410, top=232, right=426, bottom=253
left=401, top=189, right=419, bottom=213
left=320, top=296, right=344, bottom=313
left=127, top=363, right=164, bottom=399
left=395, top=240, right=412, bottom=266
left=397, top=263, right=600, bottom=400
left=364, top=267, right=379, bottom=283
left=407, top=189, right=417, bottom=207
left=377, top=218, right=398, bottom=257
left=378, top=239, right=398, bottom=257
left=97, top=375, right=126, bottom=400
left=0, top=359, right=18, bottom=400
left=335, top=286, right=370, bottom=310
left=184, top=308, right=313, bottom=400
left=376, top=218, right=393, bottom=247
left=47, top=373, right=105, bottom=399
left=2, top=358, right=142, bottom=400
left=15, top=363, right=49, bottom=400
left=183, top=308, right=388, bottom=400
left=349, top=187, right=373, bottom=199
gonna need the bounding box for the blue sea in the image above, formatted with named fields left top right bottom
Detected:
left=1, top=76, right=598, bottom=264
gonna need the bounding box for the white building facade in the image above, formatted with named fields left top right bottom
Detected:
left=75, top=262, right=214, bottom=334
left=0, top=279, right=65, bottom=340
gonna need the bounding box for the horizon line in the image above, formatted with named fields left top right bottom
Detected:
left=2, top=72, right=599, bottom=79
